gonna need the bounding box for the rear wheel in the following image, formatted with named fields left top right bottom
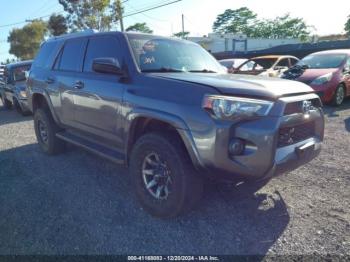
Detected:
left=332, top=84, right=345, bottom=106
left=34, top=108, right=65, bottom=155
left=130, top=132, right=203, bottom=218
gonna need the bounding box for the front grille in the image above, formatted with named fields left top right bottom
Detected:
left=278, top=121, right=315, bottom=148
left=284, top=98, right=321, bottom=115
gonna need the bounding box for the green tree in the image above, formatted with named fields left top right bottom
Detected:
left=58, top=0, right=123, bottom=31
left=126, top=23, right=153, bottom=33
left=345, top=15, right=350, bottom=36
left=212, top=7, right=257, bottom=34
left=48, top=13, right=68, bottom=36
left=173, top=31, right=190, bottom=38
left=8, top=20, right=47, bottom=60
left=213, top=8, right=311, bottom=40
left=248, top=14, right=311, bottom=40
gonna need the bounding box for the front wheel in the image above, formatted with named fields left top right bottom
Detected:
left=130, top=132, right=203, bottom=218
left=13, top=98, right=29, bottom=116
left=332, top=84, right=345, bottom=106
left=1, top=95, right=12, bottom=109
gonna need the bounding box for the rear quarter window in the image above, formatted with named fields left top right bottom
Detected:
left=33, top=41, right=61, bottom=69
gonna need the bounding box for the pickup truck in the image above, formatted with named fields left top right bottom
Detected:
left=27, top=31, right=324, bottom=218
left=0, top=61, right=32, bottom=115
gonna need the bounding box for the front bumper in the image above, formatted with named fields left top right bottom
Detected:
left=309, top=82, right=337, bottom=103
left=189, top=93, right=324, bottom=181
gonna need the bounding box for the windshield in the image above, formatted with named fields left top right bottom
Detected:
left=298, top=54, right=346, bottom=69
left=13, top=64, right=31, bottom=82
left=127, top=34, right=224, bottom=73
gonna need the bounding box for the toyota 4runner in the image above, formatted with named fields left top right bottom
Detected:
left=27, top=31, right=324, bottom=218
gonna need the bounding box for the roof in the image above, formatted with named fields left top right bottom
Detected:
left=45, top=29, right=126, bottom=43
left=310, top=49, right=350, bottom=55
left=6, top=60, right=32, bottom=69
left=251, top=55, right=297, bottom=59
left=219, top=58, right=248, bottom=62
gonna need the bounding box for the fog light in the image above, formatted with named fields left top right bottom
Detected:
left=229, top=138, right=245, bottom=156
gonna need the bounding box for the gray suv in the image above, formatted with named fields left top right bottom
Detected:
left=27, top=31, right=324, bottom=218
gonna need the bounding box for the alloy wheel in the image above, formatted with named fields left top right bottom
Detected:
left=38, top=120, right=49, bottom=144
left=142, top=152, right=172, bottom=200
left=336, top=86, right=345, bottom=105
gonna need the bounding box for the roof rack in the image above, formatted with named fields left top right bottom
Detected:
left=50, top=29, right=97, bottom=41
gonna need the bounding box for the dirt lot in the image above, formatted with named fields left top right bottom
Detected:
left=0, top=99, right=349, bottom=256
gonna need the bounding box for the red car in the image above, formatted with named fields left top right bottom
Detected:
left=283, top=50, right=350, bottom=106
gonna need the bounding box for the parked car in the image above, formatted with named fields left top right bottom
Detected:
left=0, top=64, right=5, bottom=77
left=27, top=31, right=324, bottom=218
left=282, top=50, right=350, bottom=106
left=0, top=61, right=32, bottom=115
left=219, top=58, right=249, bottom=73
left=234, top=55, right=299, bottom=77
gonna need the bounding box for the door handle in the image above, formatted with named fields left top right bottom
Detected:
left=74, top=81, right=84, bottom=89
left=46, top=77, right=54, bottom=84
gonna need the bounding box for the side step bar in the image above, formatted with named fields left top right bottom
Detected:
left=56, top=131, right=125, bottom=165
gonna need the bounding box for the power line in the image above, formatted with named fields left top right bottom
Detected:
left=125, top=2, right=170, bottom=22
left=123, top=0, right=182, bottom=18
left=0, top=11, right=64, bottom=29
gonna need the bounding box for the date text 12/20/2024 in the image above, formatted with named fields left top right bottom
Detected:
left=127, top=256, right=219, bottom=261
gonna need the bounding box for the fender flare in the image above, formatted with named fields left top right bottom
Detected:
left=30, top=88, right=61, bottom=125
left=125, top=108, right=204, bottom=169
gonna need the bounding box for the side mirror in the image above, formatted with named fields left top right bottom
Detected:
left=92, top=57, right=125, bottom=75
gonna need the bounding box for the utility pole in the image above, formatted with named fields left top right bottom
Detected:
left=117, top=0, right=124, bottom=32
left=181, top=14, right=185, bottom=38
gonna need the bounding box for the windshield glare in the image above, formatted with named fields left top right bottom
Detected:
left=126, top=34, right=224, bottom=73
left=298, top=54, right=346, bottom=69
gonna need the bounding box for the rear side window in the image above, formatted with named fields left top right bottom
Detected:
left=58, top=38, right=87, bottom=72
left=290, top=58, right=299, bottom=66
left=83, top=36, right=120, bottom=72
left=33, top=41, right=61, bottom=69
left=277, top=58, right=289, bottom=67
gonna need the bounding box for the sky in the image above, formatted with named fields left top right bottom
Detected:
left=0, top=0, right=349, bottom=62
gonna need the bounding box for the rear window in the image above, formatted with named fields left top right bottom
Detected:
left=58, top=38, right=87, bottom=72
left=33, top=41, right=61, bottom=69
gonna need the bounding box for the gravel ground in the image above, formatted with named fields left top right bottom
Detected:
left=0, top=99, right=349, bottom=256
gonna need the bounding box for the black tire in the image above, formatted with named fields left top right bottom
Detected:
left=34, top=108, right=65, bottom=155
left=331, top=84, right=345, bottom=106
left=13, top=98, right=28, bottom=116
left=130, top=132, right=203, bottom=218
left=1, top=95, right=12, bottom=109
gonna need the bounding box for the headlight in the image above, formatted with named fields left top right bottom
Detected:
left=311, top=72, right=333, bottom=85
left=203, top=95, right=274, bottom=120
left=19, top=90, right=27, bottom=98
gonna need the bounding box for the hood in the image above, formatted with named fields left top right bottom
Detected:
left=233, top=70, right=266, bottom=76
left=153, top=73, right=313, bottom=99
left=297, top=68, right=338, bottom=83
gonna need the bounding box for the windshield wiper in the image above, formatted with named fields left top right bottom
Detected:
left=188, top=69, right=217, bottom=73
left=141, top=67, right=184, bottom=73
